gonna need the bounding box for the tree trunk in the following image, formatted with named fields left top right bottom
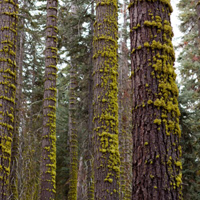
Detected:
left=93, top=0, right=120, bottom=199
left=129, top=1, right=182, bottom=199
left=67, top=3, right=79, bottom=200
left=0, top=1, right=18, bottom=199
left=87, top=2, right=95, bottom=200
left=119, top=1, right=132, bottom=199
left=68, top=65, right=78, bottom=200
left=40, top=0, right=58, bottom=199
left=9, top=9, right=24, bottom=199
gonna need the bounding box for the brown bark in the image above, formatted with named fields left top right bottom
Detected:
left=86, top=2, right=94, bottom=200
left=93, top=0, right=120, bottom=199
left=68, top=4, right=79, bottom=200
left=129, top=1, right=182, bottom=200
left=9, top=11, right=24, bottom=199
left=119, top=1, right=132, bottom=199
left=68, top=65, right=78, bottom=200
left=0, top=1, right=18, bottom=199
left=40, top=0, right=58, bottom=199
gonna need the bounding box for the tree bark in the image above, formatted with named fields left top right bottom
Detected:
left=119, top=1, right=132, bottom=199
left=9, top=7, right=24, bottom=199
left=68, top=3, right=79, bottom=200
left=0, top=1, right=18, bottom=199
left=93, top=0, right=120, bottom=199
left=86, top=2, right=95, bottom=200
left=40, top=0, right=58, bottom=199
left=68, top=64, right=78, bottom=200
left=129, top=1, right=182, bottom=199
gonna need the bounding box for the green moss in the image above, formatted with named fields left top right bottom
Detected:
left=144, top=142, right=149, bottom=146
left=92, top=0, right=120, bottom=195
left=154, top=119, right=162, bottom=125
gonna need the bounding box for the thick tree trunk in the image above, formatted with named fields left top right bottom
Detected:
left=129, top=1, right=182, bottom=199
left=93, top=0, right=120, bottom=199
left=0, top=1, right=18, bottom=199
left=9, top=12, right=24, bottom=199
left=40, top=0, right=58, bottom=199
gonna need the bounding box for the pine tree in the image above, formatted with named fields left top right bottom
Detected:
left=129, top=1, right=182, bottom=199
left=86, top=2, right=95, bottom=199
left=9, top=7, right=24, bottom=199
left=118, top=1, right=132, bottom=199
left=92, top=0, right=120, bottom=199
left=56, top=0, right=95, bottom=198
left=40, top=0, right=58, bottom=199
left=68, top=52, right=78, bottom=200
left=0, top=1, right=18, bottom=199
left=177, top=0, right=200, bottom=199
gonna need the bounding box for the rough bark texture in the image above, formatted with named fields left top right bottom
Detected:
left=87, top=69, right=94, bottom=200
left=119, top=1, right=132, bottom=199
left=0, top=1, right=18, bottom=199
left=93, top=0, right=120, bottom=199
left=68, top=3, right=79, bottom=200
left=9, top=11, right=24, bottom=199
left=40, top=0, right=58, bottom=199
left=86, top=2, right=95, bottom=199
left=68, top=65, right=78, bottom=200
left=129, top=1, right=182, bottom=199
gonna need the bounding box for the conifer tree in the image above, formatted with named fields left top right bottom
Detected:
left=67, top=3, right=79, bottom=199
left=177, top=0, right=200, bottom=199
left=86, top=2, right=95, bottom=199
left=40, top=0, right=58, bottom=199
left=68, top=54, right=78, bottom=200
left=9, top=7, right=24, bottom=199
left=92, top=0, right=120, bottom=199
left=0, top=1, right=18, bottom=199
left=118, top=1, right=132, bottom=199
left=55, top=0, right=94, bottom=198
left=129, top=1, right=182, bottom=199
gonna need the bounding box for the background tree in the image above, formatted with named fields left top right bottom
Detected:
left=17, top=1, right=45, bottom=198
left=56, top=0, right=95, bottom=199
left=129, top=1, right=182, bottom=199
left=118, top=0, right=132, bottom=199
left=177, top=0, right=200, bottom=199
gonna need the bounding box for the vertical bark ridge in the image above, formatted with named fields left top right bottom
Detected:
left=0, top=1, right=18, bottom=199
left=93, top=0, right=120, bottom=199
left=129, top=1, right=182, bottom=199
left=40, top=0, right=58, bottom=199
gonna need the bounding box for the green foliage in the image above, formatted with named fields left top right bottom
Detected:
left=177, top=0, right=200, bottom=199
left=16, top=1, right=45, bottom=199
left=56, top=0, right=94, bottom=199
